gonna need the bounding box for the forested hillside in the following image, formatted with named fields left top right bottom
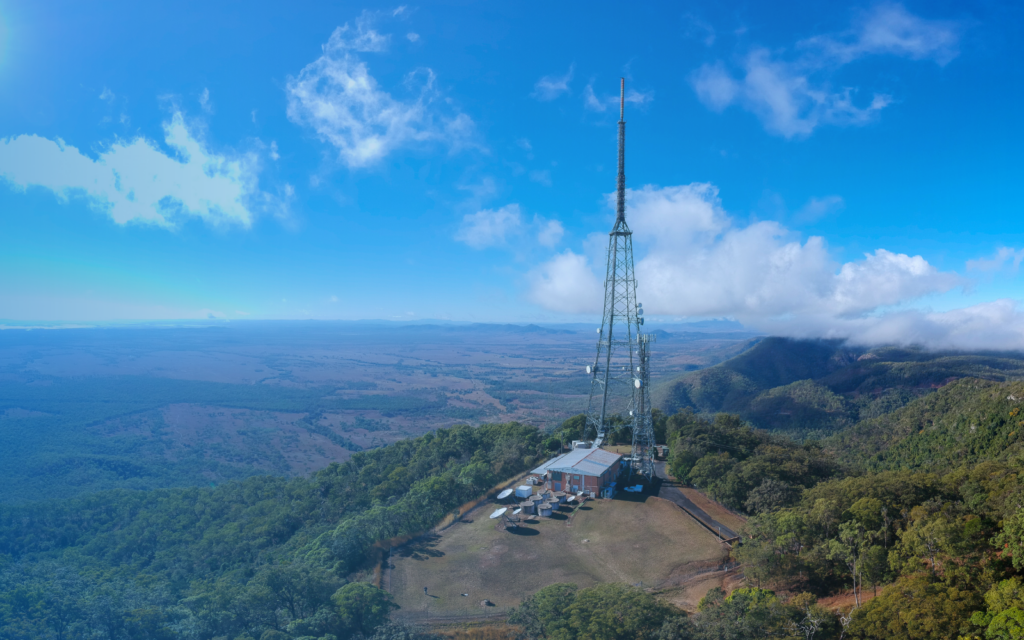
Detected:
left=654, top=397, right=1024, bottom=640
left=0, top=422, right=544, bottom=639
left=654, top=338, right=1024, bottom=439
left=826, top=378, right=1024, bottom=471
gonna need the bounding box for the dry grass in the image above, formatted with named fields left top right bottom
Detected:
left=390, top=494, right=727, bottom=619
left=679, top=488, right=748, bottom=534
left=656, top=568, right=746, bottom=613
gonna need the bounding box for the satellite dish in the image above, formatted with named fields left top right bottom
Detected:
left=634, top=379, right=642, bottom=389
left=636, top=366, right=641, bottom=372
left=629, top=410, right=634, bottom=416
left=596, top=328, right=601, bottom=333
left=489, top=507, right=508, bottom=519
left=586, top=365, right=592, bottom=374
left=638, top=308, right=644, bottom=316
left=513, top=508, right=522, bottom=515
left=497, top=489, right=513, bottom=500
left=640, top=317, right=645, bottom=325
left=638, top=302, right=643, bottom=308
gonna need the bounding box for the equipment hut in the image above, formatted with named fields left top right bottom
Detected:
left=531, top=447, right=623, bottom=498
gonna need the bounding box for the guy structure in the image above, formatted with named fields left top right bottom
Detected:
left=583, top=79, right=656, bottom=481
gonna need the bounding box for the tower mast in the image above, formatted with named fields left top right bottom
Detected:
left=582, top=79, right=656, bottom=480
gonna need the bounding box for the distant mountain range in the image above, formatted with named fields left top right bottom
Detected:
left=653, top=336, right=1024, bottom=440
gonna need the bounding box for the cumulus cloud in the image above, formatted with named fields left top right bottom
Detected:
left=286, top=13, right=475, bottom=168
left=455, top=204, right=523, bottom=249
left=522, top=183, right=1008, bottom=348
left=692, top=3, right=959, bottom=137
left=0, top=112, right=262, bottom=227
left=536, top=218, right=564, bottom=248
left=527, top=250, right=604, bottom=313
left=532, top=65, right=574, bottom=101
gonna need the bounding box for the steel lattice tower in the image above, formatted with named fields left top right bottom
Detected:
left=583, top=79, right=656, bottom=481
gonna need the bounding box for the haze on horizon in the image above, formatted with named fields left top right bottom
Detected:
left=1, top=1, right=1022, bottom=350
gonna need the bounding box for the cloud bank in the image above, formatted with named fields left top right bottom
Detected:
left=0, top=112, right=261, bottom=227
left=692, top=3, right=960, bottom=138
left=287, top=13, right=475, bottom=168
left=524, top=183, right=1024, bottom=351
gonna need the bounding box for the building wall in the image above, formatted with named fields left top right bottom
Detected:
left=546, top=458, right=622, bottom=495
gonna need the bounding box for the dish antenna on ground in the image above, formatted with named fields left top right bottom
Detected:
left=489, top=507, right=508, bottom=519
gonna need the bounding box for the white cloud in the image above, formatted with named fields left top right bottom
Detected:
left=527, top=183, right=986, bottom=347
left=0, top=112, right=262, bottom=227
left=967, top=247, right=1024, bottom=273
left=692, top=4, right=958, bottom=138
left=455, top=204, right=522, bottom=249
left=527, top=250, right=604, bottom=313
left=693, top=50, right=892, bottom=138
left=758, top=300, right=1024, bottom=352
left=516, top=138, right=532, bottom=151
left=583, top=83, right=654, bottom=113
left=99, top=88, right=115, bottom=103
left=406, top=32, right=420, bottom=42
left=286, top=14, right=475, bottom=168
left=532, top=65, right=574, bottom=101
left=794, top=195, right=844, bottom=223
left=803, top=3, right=960, bottom=65
left=536, top=218, right=564, bottom=248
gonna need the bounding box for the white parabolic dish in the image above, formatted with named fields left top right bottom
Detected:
left=489, top=507, right=508, bottom=519
left=496, top=488, right=514, bottom=500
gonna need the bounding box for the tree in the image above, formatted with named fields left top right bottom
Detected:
left=786, top=593, right=835, bottom=640
left=331, top=583, right=398, bottom=638
left=567, top=583, right=676, bottom=640
left=744, top=478, right=798, bottom=514
left=508, top=583, right=578, bottom=640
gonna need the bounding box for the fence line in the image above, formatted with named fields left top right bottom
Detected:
left=655, top=561, right=741, bottom=589
left=392, top=609, right=510, bottom=624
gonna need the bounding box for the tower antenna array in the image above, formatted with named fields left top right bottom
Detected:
left=582, top=79, right=656, bottom=481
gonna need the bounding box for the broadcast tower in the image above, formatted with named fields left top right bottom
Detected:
left=583, top=79, right=656, bottom=481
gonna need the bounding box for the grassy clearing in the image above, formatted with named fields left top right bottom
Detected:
left=389, top=494, right=727, bottom=618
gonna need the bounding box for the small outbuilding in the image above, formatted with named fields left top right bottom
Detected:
left=531, top=447, right=623, bottom=497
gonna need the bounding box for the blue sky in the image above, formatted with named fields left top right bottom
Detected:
left=1, top=1, right=1022, bottom=348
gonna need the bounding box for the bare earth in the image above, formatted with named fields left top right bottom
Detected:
left=389, top=495, right=728, bottom=619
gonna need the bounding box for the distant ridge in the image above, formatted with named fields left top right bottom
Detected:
left=653, top=336, right=1024, bottom=439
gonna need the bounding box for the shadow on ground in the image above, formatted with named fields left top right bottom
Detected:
left=397, top=534, right=446, bottom=560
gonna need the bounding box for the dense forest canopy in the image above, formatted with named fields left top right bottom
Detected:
left=0, top=422, right=545, bottom=639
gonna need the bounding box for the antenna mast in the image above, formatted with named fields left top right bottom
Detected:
left=581, top=79, right=656, bottom=481
left=615, top=78, right=626, bottom=225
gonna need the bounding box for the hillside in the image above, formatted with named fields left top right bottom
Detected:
left=653, top=337, right=1024, bottom=438
left=826, top=378, right=1024, bottom=471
